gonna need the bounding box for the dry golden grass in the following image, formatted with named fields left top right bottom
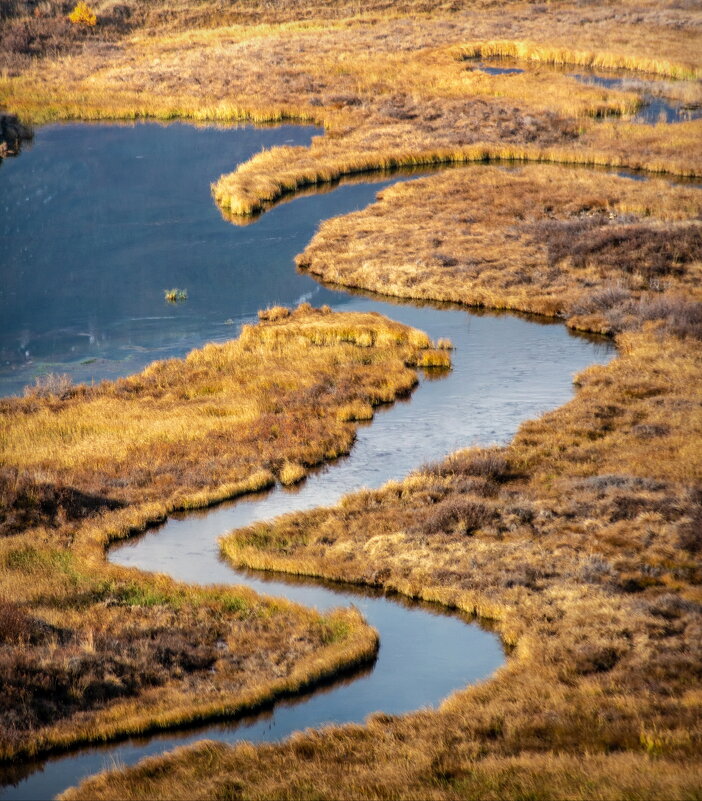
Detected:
left=0, top=306, right=440, bottom=761
left=210, top=91, right=702, bottom=215
left=458, top=39, right=702, bottom=80
left=65, top=170, right=702, bottom=800
left=297, top=164, right=702, bottom=331
left=61, top=744, right=702, bottom=801
left=76, top=324, right=702, bottom=799
left=3, top=1, right=702, bottom=795
left=3, top=1, right=702, bottom=188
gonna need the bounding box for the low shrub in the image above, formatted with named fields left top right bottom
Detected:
left=68, top=2, right=97, bottom=27
left=420, top=497, right=492, bottom=536
left=423, top=448, right=510, bottom=482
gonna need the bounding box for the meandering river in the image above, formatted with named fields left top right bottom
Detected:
left=0, top=122, right=614, bottom=800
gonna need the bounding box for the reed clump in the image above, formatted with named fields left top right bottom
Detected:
left=0, top=306, right=438, bottom=761
left=164, top=287, right=187, bottom=303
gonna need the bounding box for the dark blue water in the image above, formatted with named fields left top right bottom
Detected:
left=0, top=122, right=412, bottom=396
left=568, top=73, right=702, bottom=123
left=476, top=62, right=524, bottom=75
left=0, top=121, right=615, bottom=800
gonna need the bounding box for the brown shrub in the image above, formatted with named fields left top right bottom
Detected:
left=423, top=448, right=510, bottom=482
left=0, top=15, right=82, bottom=61
left=0, top=468, right=125, bottom=537
left=542, top=221, right=702, bottom=281
left=420, top=497, right=492, bottom=536
left=571, top=292, right=702, bottom=340
left=637, top=295, right=702, bottom=340
left=572, top=644, right=621, bottom=675
left=677, top=504, right=702, bottom=554
left=0, top=601, right=35, bottom=644
left=23, top=372, right=73, bottom=400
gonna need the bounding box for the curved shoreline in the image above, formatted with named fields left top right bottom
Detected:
left=2, top=18, right=700, bottom=788
left=64, top=135, right=701, bottom=797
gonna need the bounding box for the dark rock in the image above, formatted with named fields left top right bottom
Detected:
left=0, top=113, right=33, bottom=158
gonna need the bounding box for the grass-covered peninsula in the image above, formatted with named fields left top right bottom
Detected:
left=65, top=168, right=702, bottom=801
left=0, top=306, right=441, bottom=760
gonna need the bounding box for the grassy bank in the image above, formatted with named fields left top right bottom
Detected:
left=3, top=2, right=702, bottom=183
left=3, top=0, right=702, bottom=797
left=0, top=306, right=441, bottom=761
left=65, top=314, right=702, bottom=801
left=296, top=165, right=702, bottom=331
left=63, top=165, right=702, bottom=801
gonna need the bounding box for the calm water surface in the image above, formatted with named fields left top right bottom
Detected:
left=472, top=59, right=702, bottom=124
left=0, top=122, right=614, bottom=800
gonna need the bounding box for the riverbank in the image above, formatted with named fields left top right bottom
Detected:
left=296, top=164, right=702, bottom=335
left=66, top=314, right=702, bottom=800
left=2, top=2, right=702, bottom=193
left=59, top=64, right=702, bottom=801
left=0, top=307, right=441, bottom=761
left=3, top=1, right=701, bottom=797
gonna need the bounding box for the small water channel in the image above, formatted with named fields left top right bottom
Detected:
left=469, top=58, right=702, bottom=124
left=0, top=122, right=615, bottom=800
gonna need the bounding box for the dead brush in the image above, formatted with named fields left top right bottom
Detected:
left=23, top=372, right=73, bottom=400
left=422, top=447, right=510, bottom=483
left=544, top=222, right=702, bottom=281
left=419, top=497, right=493, bottom=536
left=0, top=600, right=35, bottom=644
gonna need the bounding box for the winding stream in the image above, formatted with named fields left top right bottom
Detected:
left=0, top=123, right=615, bottom=800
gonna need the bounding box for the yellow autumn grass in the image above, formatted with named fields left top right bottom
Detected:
left=0, top=306, right=441, bottom=761
left=295, top=164, right=702, bottom=328
left=67, top=151, right=702, bottom=801
left=458, top=39, right=702, bottom=79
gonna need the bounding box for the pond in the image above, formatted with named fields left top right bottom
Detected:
left=469, top=58, right=702, bottom=124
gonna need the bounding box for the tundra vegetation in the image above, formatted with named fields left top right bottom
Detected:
left=68, top=207, right=702, bottom=800
left=0, top=306, right=440, bottom=760
left=2, top=0, right=701, bottom=798
left=296, top=165, right=702, bottom=333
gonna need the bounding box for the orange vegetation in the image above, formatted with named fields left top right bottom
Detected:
left=0, top=306, right=439, bottom=760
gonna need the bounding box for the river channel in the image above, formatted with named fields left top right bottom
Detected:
left=0, top=121, right=614, bottom=799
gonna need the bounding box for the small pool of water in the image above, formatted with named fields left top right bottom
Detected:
left=476, top=62, right=524, bottom=76
left=466, top=57, right=702, bottom=124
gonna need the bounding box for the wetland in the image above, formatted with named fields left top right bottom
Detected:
left=1, top=2, right=701, bottom=798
